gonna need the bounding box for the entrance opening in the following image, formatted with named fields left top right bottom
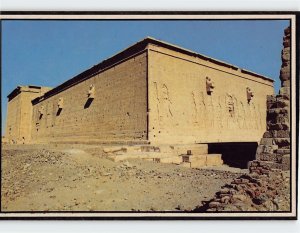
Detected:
left=208, top=142, right=258, bottom=169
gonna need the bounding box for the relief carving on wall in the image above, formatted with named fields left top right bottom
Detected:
left=206, top=77, right=215, bottom=95
left=226, top=93, right=235, bottom=118
left=87, top=84, right=95, bottom=99
left=162, top=84, right=173, bottom=118
left=38, top=105, right=45, bottom=119
left=246, top=87, right=254, bottom=103
left=153, top=78, right=262, bottom=133
left=58, top=97, right=64, bottom=109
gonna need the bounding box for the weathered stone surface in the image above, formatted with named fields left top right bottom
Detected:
left=5, top=86, right=52, bottom=144
left=255, top=26, right=290, bottom=172
left=5, top=38, right=274, bottom=145
left=281, top=155, right=290, bottom=171
left=284, top=27, right=291, bottom=35
left=260, top=138, right=275, bottom=145
left=279, top=87, right=290, bottom=96
left=200, top=168, right=290, bottom=212
left=276, top=130, right=290, bottom=138
left=273, top=138, right=290, bottom=147
left=276, top=148, right=290, bottom=155
left=281, top=47, right=290, bottom=61
left=257, top=152, right=280, bottom=162
left=267, top=123, right=289, bottom=131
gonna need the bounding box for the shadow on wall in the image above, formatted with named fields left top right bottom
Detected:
left=84, top=98, right=94, bottom=109
left=56, top=108, right=62, bottom=116
left=208, top=142, right=258, bottom=169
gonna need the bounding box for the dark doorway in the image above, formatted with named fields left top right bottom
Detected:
left=208, top=142, right=258, bottom=169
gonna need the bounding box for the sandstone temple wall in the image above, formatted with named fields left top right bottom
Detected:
left=147, top=44, right=274, bottom=144
left=30, top=52, right=148, bottom=144
left=5, top=38, right=276, bottom=146
left=5, top=86, right=51, bottom=144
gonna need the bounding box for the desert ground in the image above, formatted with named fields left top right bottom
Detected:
left=1, top=143, right=250, bottom=212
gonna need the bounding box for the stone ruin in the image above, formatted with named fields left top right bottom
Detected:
left=196, top=26, right=291, bottom=212
left=249, top=26, right=291, bottom=172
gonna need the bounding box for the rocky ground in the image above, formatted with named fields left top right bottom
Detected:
left=1, top=144, right=247, bottom=212
left=1, top=144, right=290, bottom=212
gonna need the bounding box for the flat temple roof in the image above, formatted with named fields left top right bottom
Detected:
left=31, top=37, right=274, bottom=104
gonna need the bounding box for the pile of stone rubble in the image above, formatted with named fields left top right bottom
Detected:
left=195, top=161, right=290, bottom=211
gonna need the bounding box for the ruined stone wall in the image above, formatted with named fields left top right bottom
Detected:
left=252, top=26, right=291, bottom=170
left=5, top=87, right=51, bottom=144
left=30, top=52, right=148, bottom=144
left=147, top=45, right=274, bottom=144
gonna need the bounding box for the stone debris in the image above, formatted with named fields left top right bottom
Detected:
left=2, top=145, right=244, bottom=211
left=195, top=167, right=290, bottom=212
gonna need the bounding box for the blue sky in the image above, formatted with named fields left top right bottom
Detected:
left=1, top=20, right=289, bottom=135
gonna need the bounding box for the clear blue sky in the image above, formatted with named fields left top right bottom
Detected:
left=1, top=20, right=289, bottom=135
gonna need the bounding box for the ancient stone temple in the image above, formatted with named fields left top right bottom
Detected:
left=5, top=37, right=275, bottom=166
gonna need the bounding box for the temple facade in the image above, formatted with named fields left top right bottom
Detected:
left=5, top=37, right=274, bottom=145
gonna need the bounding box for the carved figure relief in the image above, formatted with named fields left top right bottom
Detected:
left=206, top=77, right=215, bottom=95
left=237, top=101, right=246, bottom=129
left=246, top=87, right=254, bottom=103
left=87, top=84, right=95, bottom=99
left=38, top=105, right=45, bottom=119
left=214, top=96, right=223, bottom=129
left=226, top=93, right=235, bottom=117
left=57, top=97, right=64, bottom=109
left=162, top=84, right=173, bottom=118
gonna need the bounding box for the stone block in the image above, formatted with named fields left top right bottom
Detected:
left=188, top=153, right=223, bottom=168
left=281, top=47, right=290, bottom=61
left=180, top=162, right=191, bottom=168
left=266, top=95, right=276, bottom=109
left=268, top=107, right=288, bottom=117
left=160, top=156, right=182, bottom=164
left=281, top=163, right=290, bottom=171
left=206, top=154, right=223, bottom=166
left=257, top=152, right=278, bottom=162
left=256, top=145, right=278, bottom=155
left=276, top=130, right=290, bottom=138
left=281, top=80, right=290, bottom=88
left=259, top=161, right=282, bottom=170
left=275, top=98, right=290, bottom=108
left=280, top=67, right=290, bottom=81
left=190, top=154, right=207, bottom=168
left=276, top=148, right=290, bottom=155
left=260, top=138, right=275, bottom=145
left=273, top=138, right=290, bottom=147
left=140, top=145, right=160, bottom=152
left=263, top=131, right=273, bottom=138
left=284, top=27, right=291, bottom=36
left=103, top=146, right=127, bottom=153
left=268, top=123, right=289, bottom=131
left=283, top=38, right=290, bottom=47
left=281, top=154, right=290, bottom=165
left=275, top=116, right=289, bottom=125
left=173, top=144, right=208, bottom=156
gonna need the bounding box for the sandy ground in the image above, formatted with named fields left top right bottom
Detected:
left=1, top=144, right=248, bottom=212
